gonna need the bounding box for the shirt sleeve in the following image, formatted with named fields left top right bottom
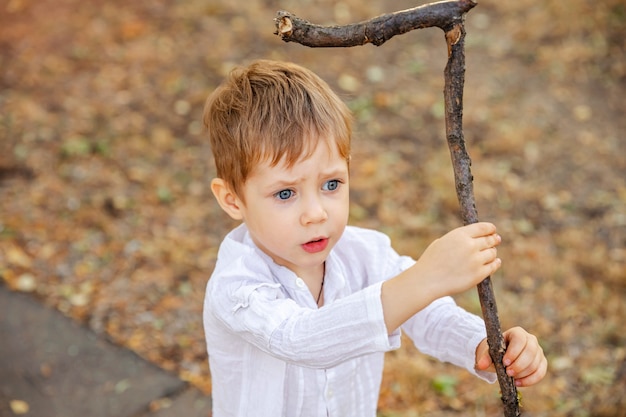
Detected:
left=401, top=296, right=497, bottom=383
left=269, top=282, right=401, bottom=368
left=207, top=263, right=400, bottom=369
left=367, top=227, right=496, bottom=383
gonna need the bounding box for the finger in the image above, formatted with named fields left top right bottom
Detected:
left=502, top=327, right=528, bottom=366
left=508, top=342, right=546, bottom=379
left=476, top=256, right=501, bottom=280
left=467, top=222, right=497, bottom=238
left=504, top=331, right=546, bottom=383
left=481, top=247, right=498, bottom=264
left=481, top=233, right=502, bottom=250
left=514, top=355, right=548, bottom=387
left=487, top=256, right=502, bottom=276
left=474, top=339, right=493, bottom=371
left=476, top=353, right=493, bottom=371
left=508, top=347, right=540, bottom=378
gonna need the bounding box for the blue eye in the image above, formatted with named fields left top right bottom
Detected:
left=323, top=180, right=339, bottom=191
left=275, top=189, right=293, bottom=200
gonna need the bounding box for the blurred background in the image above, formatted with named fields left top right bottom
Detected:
left=0, top=0, right=624, bottom=415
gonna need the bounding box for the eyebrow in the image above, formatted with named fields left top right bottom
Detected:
left=267, top=165, right=348, bottom=190
left=320, top=166, right=349, bottom=179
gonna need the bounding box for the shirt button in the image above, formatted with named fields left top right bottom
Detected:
left=295, top=278, right=306, bottom=289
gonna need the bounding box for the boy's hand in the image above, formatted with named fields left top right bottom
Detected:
left=381, top=222, right=502, bottom=333
left=475, top=326, right=548, bottom=387
left=417, top=222, right=502, bottom=297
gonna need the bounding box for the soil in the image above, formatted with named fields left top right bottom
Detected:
left=1, top=0, right=624, bottom=415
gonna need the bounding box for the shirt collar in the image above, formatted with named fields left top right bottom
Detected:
left=228, top=223, right=348, bottom=303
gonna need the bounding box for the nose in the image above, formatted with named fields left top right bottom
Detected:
left=300, top=194, right=328, bottom=225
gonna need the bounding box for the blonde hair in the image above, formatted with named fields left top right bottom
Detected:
left=203, top=60, right=353, bottom=200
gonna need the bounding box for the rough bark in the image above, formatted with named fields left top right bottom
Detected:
left=443, top=22, right=520, bottom=416
left=274, top=1, right=521, bottom=416
left=274, top=0, right=476, bottom=47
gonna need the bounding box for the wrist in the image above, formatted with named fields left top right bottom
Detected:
left=408, top=260, right=447, bottom=301
left=380, top=264, right=442, bottom=333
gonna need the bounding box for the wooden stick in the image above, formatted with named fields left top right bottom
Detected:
left=274, top=1, right=521, bottom=416
left=274, top=0, right=476, bottom=46
left=442, top=19, right=521, bottom=417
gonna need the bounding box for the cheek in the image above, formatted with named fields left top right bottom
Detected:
left=331, top=194, right=350, bottom=223
left=262, top=225, right=296, bottom=255
left=253, top=206, right=297, bottom=233
left=336, top=192, right=348, bottom=206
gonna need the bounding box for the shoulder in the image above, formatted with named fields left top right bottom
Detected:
left=336, top=225, right=392, bottom=252
left=332, top=226, right=415, bottom=282
left=340, top=225, right=391, bottom=243
left=209, top=225, right=276, bottom=289
left=205, top=230, right=286, bottom=319
left=332, top=226, right=393, bottom=272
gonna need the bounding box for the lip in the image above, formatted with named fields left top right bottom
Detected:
left=302, top=237, right=329, bottom=254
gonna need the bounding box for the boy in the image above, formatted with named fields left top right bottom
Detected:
left=202, top=60, right=546, bottom=417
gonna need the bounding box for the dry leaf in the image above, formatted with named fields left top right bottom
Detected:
left=9, top=400, right=29, bottom=415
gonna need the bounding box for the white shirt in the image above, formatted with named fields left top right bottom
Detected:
left=203, top=224, right=495, bottom=417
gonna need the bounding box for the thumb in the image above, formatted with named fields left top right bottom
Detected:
left=475, top=339, right=494, bottom=371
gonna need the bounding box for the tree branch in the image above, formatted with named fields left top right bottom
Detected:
left=274, top=0, right=476, bottom=47
left=274, top=1, right=521, bottom=416
left=443, top=21, right=521, bottom=417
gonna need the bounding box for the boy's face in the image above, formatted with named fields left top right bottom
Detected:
left=236, top=138, right=350, bottom=280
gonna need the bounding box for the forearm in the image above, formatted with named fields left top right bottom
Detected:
left=402, top=297, right=495, bottom=381
left=210, top=281, right=400, bottom=368
left=380, top=262, right=442, bottom=334
left=381, top=223, right=503, bottom=334
left=267, top=283, right=399, bottom=367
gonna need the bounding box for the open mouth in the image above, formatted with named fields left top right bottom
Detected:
left=302, top=238, right=329, bottom=253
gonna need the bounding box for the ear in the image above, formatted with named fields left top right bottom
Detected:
left=210, top=178, right=244, bottom=220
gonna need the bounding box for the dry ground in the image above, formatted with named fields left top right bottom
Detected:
left=1, top=0, right=624, bottom=415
